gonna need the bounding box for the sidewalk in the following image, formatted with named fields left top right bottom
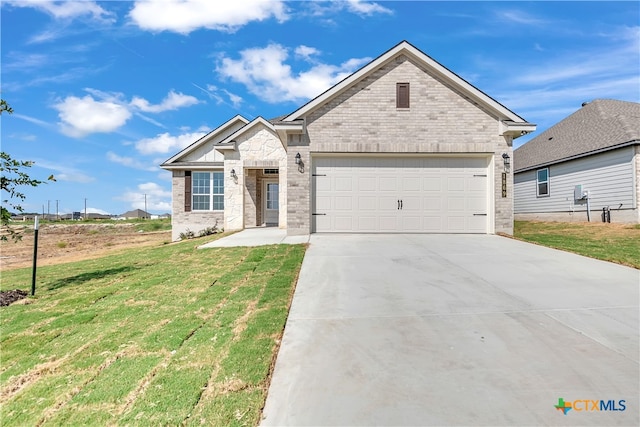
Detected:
left=199, top=227, right=309, bottom=248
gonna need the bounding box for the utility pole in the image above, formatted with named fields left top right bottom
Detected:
left=56, top=200, right=59, bottom=221
left=47, top=200, right=50, bottom=220
left=144, top=194, right=147, bottom=219
left=84, top=198, right=87, bottom=220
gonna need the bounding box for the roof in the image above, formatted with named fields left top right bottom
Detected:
left=120, top=209, right=150, bottom=218
left=514, top=99, right=640, bottom=172
left=283, top=40, right=534, bottom=132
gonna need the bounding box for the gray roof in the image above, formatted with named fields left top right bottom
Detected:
left=514, top=99, right=640, bottom=172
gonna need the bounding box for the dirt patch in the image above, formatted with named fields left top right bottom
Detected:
left=0, top=289, right=28, bottom=306
left=1, top=222, right=171, bottom=271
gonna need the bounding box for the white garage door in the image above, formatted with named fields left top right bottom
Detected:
left=313, top=156, right=490, bottom=233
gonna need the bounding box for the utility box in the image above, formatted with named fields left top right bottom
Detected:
left=574, top=185, right=587, bottom=201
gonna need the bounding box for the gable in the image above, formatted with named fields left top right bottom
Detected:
left=304, top=54, right=503, bottom=147
left=216, top=116, right=285, bottom=152
left=284, top=40, right=531, bottom=130
left=160, top=115, right=249, bottom=169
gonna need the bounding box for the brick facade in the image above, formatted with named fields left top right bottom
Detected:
left=288, top=55, right=514, bottom=235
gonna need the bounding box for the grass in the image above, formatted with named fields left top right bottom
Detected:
left=514, top=220, right=640, bottom=269
left=0, top=236, right=306, bottom=426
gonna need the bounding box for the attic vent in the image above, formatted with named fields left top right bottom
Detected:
left=396, top=83, right=410, bottom=108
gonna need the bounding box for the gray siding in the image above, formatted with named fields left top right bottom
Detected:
left=514, top=147, right=635, bottom=214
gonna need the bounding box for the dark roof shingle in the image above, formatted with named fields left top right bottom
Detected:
left=514, top=99, right=640, bottom=172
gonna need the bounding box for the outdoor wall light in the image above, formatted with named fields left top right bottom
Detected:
left=230, top=168, right=237, bottom=179
left=295, top=152, right=301, bottom=165
left=502, top=153, right=511, bottom=173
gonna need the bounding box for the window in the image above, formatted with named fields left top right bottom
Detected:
left=396, top=82, right=410, bottom=108
left=536, top=168, right=549, bottom=197
left=192, top=171, right=224, bottom=210
left=263, top=168, right=279, bottom=175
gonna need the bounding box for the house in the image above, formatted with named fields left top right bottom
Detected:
left=161, top=40, right=535, bottom=241
left=514, top=99, right=640, bottom=223
left=119, top=209, right=151, bottom=220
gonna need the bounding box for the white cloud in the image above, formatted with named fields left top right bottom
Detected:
left=346, top=0, right=393, bottom=16
left=216, top=43, right=371, bottom=103
left=295, top=45, right=320, bottom=61
left=53, top=89, right=200, bottom=137
left=128, top=0, right=288, bottom=34
left=134, top=131, right=208, bottom=155
left=107, top=152, right=159, bottom=172
left=7, top=0, right=115, bottom=21
left=306, top=0, right=393, bottom=17
left=497, top=10, right=547, bottom=26
left=54, top=95, right=131, bottom=137
left=54, top=95, right=132, bottom=137
left=119, top=182, right=172, bottom=211
left=130, top=90, right=200, bottom=113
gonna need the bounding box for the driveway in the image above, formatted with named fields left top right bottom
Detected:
left=261, top=234, right=639, bottom=426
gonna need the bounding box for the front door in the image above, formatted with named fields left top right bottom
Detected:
left=264, top=180, right=279, bottom=226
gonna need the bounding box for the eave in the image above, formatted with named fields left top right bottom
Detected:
left=500, top=120, right=537, bottom=140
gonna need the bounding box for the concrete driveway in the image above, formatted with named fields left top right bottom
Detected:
left=261, top=234, right=639, bottom=426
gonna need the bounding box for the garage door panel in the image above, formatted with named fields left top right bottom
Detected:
left=468, top=215, right=487, bottom=232
left=379, top=216, right=399, bottom=231
left=378, top=176, right=398, bottom=191
left=357, top=196, right=376, bottom=211
left=313, top=156, right=489, bottom=233
left=378, top=196, right=399, bottom=211
left=423, top=197, right=442, bottom=212
left=316, top=195, right=332, bottom=210
left=335, top=196, right=352, bottom=210
left=423, top=177, right=442, bottom=191
left=447, top=177, right=465, bottom=192
left=467, top=196, right=486, bottom=212
left=358, top=176, right=376, bottom=192
left=403, top=177, right=421, bottom=192
left=334, top=216, right=354, bottom=231
left=335, top=177, right=353, bottom=191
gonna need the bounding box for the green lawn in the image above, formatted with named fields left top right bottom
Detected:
left=514, top=221, right=640, bottom=269
left=0, top=236, right=305, bottom=426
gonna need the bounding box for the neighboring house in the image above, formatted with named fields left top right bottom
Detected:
left=119, top=209, right=151, bottom=220
left=514, top=99, right=640, bottom=223
left=161, top=41, right=535, bottom=241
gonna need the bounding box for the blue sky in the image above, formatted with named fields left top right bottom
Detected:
left=2, top=1, right=639, bottom=216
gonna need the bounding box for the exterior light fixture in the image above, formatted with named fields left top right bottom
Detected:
left=502, top=153, right=511, bottom=173
left=295, top=152, right=301, bottom=165
left=230, top=168, right=237, bottom=179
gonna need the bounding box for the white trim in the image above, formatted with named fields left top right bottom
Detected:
left=263, top=179, right=279, bottom=226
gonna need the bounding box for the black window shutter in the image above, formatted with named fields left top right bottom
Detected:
left=396, top=83, right=410, bottom=108
left=184, top=171, right=192, bottom=212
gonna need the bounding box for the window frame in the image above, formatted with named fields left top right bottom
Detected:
left=536, top=167, right=549, bottom=197
left=396, top=82, right=410, bottom=108
left=191, top=171, right=224, bottom=211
